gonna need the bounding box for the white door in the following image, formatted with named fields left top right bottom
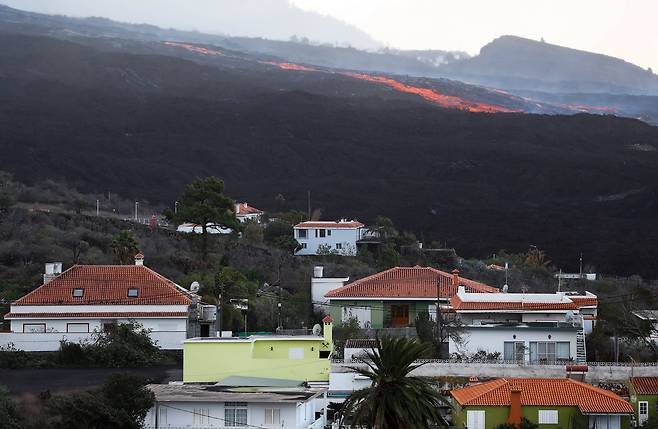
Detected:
left=467, top=410, right=486, bottom=429
left=639, top=401, right=649, bottom=426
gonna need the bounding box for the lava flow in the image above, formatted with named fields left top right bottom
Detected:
left=164, top=42, right=224, bottom=56
left=343, top=72, right=517, bottom=113
left=264, top=60, right=516, bottom=113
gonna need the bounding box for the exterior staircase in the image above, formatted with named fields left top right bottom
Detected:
left=576, top=328, right=587, bottom=363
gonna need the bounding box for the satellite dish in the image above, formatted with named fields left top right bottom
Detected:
left=190, top=281, right=200, bottom=293
left=312, top=324, right=322, bottom=336
left=502, top=284, right=509, bottom=293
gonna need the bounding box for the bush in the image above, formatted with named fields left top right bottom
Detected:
left=494, top=417, right=539, bottom=429
left=88, top=321, right=163, bottom=367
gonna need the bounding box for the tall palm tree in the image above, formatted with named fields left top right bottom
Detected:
left=338, top=336, right=449, bottom=429
left=111, top=230, right=140, bottom=265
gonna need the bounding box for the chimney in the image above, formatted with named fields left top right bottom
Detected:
left=452, top=269, right=460, bottom=287
left=507, top=386, right=522, bottom=426
left=43, top=262, right=63, bottom=284
left=313, top=266, right=324, bottom=278
left=468, top=376, right=480, bottom=385
left=134, top=252, right=145, bottom=266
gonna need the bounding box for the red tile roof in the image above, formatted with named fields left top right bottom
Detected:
left=325, top=266, right=498, bottom=298
left=451, top=378, right=633, bottom=414
left=5, top=312, right=188, bottom=319
left=451, top=295, right=579, bottom=311
left=12, top=265, right=192, bottom=306
left=235, top=203, right=263, bottom=215
left=569, top=296, right=598, bottom=307
left=294, top=221, right=365, bottom=229
left=632, top=377, right=658, bottom=395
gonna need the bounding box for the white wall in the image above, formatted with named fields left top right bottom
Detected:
left=2, top=316, right=187, bottom=351
left=144, top=398, right=324, bottom=428
left=329, top=372, right=372, bottom=404
left=450, top=326, right=577, bottom=362
left=295, top=228, right=362, bottom=256
left=311, top=277, right=348, bottom=308
left=11, top=304, right=189, bottom=313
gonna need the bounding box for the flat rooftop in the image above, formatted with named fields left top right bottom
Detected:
left=147, top=384, right=325, bottom=403
left=185, top=335, right=323, bottom=343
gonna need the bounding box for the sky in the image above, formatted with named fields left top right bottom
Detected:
left=291, top=0, right=658, bottom=70
left=3, top=0, right=656, bottom=70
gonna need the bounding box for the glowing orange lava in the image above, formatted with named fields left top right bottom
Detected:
left=164, top=42, right=224, bottom=56
left=262, top=61, right=319, bottom=72
left=342, top=72, right=518, bottom=113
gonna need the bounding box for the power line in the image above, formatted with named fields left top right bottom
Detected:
left=158, top=403, right=268, bottom=429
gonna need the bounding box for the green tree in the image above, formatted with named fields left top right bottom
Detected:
left=378, top=244, right=400, bottom=269
left=0, top=385, right=26, bottom=429
left=494, top=417, right=539, bottom=429
left=111, top=230, right=140, bottom=265
left=373, top=216, right=398, bottom=240
left=263, top=220, right=300, bottom=253
left=338, top=336, right=449, bottom=428
left=46, top=373, right=154, bottom=429
left=166, top=177, right=241, bottom=260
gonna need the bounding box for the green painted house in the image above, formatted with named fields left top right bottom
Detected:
left=630, top=377, right=658, bottom=426
left=323, top=266, right=498, bottom=328
left=451, top=378, right=633, bottom=429
left=183, top=316, right=333, bottom=383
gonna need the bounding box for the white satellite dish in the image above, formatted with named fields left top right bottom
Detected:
left=190, top=281, right=200, bottom=293
left=312, top=324, right=322, bottom=336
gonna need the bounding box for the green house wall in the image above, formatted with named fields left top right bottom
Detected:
left=453, top=404, right=629, bottom=429
left=632, top=394, right=658, bottom=422
left=329, top=299, right=438, bottom=328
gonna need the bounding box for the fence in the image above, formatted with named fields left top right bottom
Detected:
left=331, top=359, right=658, bottom=382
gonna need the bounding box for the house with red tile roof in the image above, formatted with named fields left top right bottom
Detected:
left=451, top=378, right=633, bottom=429
left=235, top=202, right=263, bottom=223
left=630, top=377, right=658, bottom=425
left=293, top=219, right=365, bottom=256
left=450, top=288, right=597, bottom=363
left=322, top=266, right=498, bottom=328
left=1, top=254, right=197, bottom=351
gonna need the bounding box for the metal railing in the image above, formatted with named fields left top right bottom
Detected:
left=332, top=358, right=658, bottom=367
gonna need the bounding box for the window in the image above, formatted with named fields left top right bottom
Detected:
left=336, top=243, right=342, bottom=249
left=319, top=350, right=330, bottom=359
left=319, top=229, right=326, bottom=238
left=127, top=288, right=139, bottom=297
left=72, top=288, right=84, bottom=297
left=538, top=410, right=559, bottom=424
left=639, top=401, right=649, bottom=425
left=327, top=229, right=331, bottom=236
left=23, top=323, right=46, bottom=333
left=289, top=347, right=304, bottom=360
left=193, top=408, right=210, bottom=425
left=298, top=229, right=307, bottom=239
left=225, top=402, right=248, bottom=427
left=530, top=341, right=556, bottom=362
left=264, top=408, right=281, bottom=425
left=504, top=342, right=525, bottom=361
left=467, top=410, right=485, bottom=429
left=301, top=243, right=307, bottom=249
left=67, top=323, right=89, bottom=333
left=556, top=342, right=570, bottom=360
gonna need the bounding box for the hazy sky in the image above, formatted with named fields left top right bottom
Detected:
left=3, top=0, right=657, bottom=69
left=292, top=0, right=658, bottom=70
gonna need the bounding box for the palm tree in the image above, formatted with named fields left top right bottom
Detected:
left=111, top=230, right=140, bottom=265
left=338, top=336, right=449, bottom=429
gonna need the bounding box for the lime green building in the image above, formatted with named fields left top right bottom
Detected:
left=183, top=316, right=333, bottom=383
left=451, top=378, right=633, bottom=429
left=630, top=377, right=658, bottom=426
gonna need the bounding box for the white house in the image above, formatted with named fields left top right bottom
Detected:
left=176, top=223, right=232, bottom=235
left=294, top=220, right=365, bottom=256
left=235, top=202, right=263, bottom=223
left=0, top=255, right=194, bottom=351
left=449, top=288, right=598, bottom=363
left=144, top=382, right=327, bottom=429
left=310, top=266, right=349, bottom=311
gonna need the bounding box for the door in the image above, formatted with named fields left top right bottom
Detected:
left=200, top=324, right=210, bottom=337
left=390, top=304, right=409, bottom=327
left=639, top=401, right=649, bottom=426
left=467, top=410, right=485, bottom=429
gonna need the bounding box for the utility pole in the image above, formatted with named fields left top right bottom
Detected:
left=579, top=253, right=583, bottom=278
left=435, top=276, right=443, bottom=358
left=174, top=201, right=179, bottom=214
left=277, top=286, right=282, bottom=330
left=134, top=201, right=139, bottom=222
left=96, top=199, right=100, bottom=217
left=307, top=190, right=311, bottom=220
